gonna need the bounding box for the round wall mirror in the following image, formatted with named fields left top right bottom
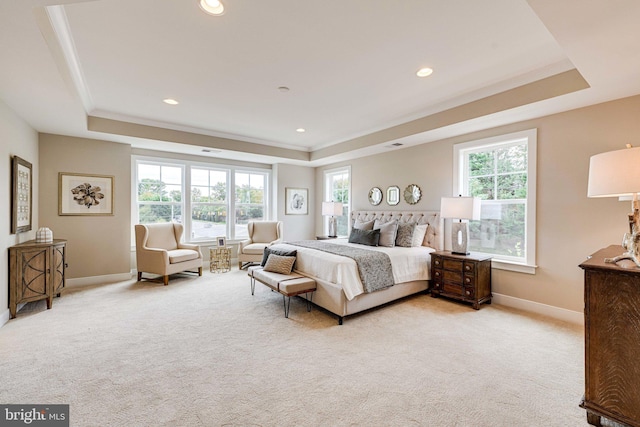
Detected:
left=404, top=184, right=422, bottom=205
left=369, top=187, right=383, bottom=206
left=387, top=186, right=400, bottom=206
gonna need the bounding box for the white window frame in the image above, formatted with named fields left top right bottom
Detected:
left=453, top=129, right=537, bottom=274
left=323, top=166, right=351, bottom=237
left=132, top=156, right=271, bottom=245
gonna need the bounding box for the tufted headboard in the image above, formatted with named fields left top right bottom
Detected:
left=351, top=210, right=443, bottom=251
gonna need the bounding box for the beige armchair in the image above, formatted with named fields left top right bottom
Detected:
left=238, top=221, right=283, bottom=269
left=135, top=223, right=203, bottom=286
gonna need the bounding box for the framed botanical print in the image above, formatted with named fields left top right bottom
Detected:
left=285, top=187, right=308, bottom=215
left=11, top=156, right=32, bottom=234
left=59, top=173, right=114, bottom=216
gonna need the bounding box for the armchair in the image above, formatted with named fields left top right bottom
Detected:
left=135, top=223, right=203, bottom=285
left=238, top=221, right=283, bottom=269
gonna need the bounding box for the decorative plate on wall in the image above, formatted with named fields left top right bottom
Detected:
left=369, top=187, right=383, bottom=206
left=404, top=184, right=422, bottom=205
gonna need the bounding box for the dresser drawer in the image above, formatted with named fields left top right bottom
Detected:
left=443, top=282, right=463, bottom=296
left=443, top=258, right=463, bottom=271
left=463, top=261, right=476, bottom=275
left=444, top=270, right=462, bottom=284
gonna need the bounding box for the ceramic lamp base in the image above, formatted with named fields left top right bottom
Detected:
left=451, top=221, right=470, bottom=255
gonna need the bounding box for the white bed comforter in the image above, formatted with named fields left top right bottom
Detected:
left=271, top=239, right=434, bottom=301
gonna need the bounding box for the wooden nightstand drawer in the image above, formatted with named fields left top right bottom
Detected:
left=463, top=262, right=476, bottom=274
left=443, top=282, right=463, bottom=296
left=463, top=287, right=475, bottom=299
left=430, top=250, right=492, bottom=310
left=443, top=259, right=463, bottom=271
left=443, top=270, right=462, bottom=284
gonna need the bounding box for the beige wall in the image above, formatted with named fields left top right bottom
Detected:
left=274, top=163, right=316, bottom=241
left=317, top=94, right=640, bottom=314
left=1, top=99, right=39, bottom=323
left=39, top=134, right=131, bottom=280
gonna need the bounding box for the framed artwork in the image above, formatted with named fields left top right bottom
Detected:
left=216, top=236, right=226, bottom=247
left=59, top=173, right=114, bottom=216
left=285, top=187, right=308, bottom=215
left=11, top=156, right=33, bottom=234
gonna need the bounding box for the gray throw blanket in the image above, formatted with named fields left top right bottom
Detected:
left=287, top=240, right=394, bottom=293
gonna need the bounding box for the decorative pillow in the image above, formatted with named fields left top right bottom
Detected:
left=261, top=247, right=297, bottom=267
left=395, top=222, right=416, bottom=247
left=353, top=219, right=375, bottom=231
left=348, top=228, right=380, bottom=246
left=374, top=219, right=398, bottom=247
left=411, top=224, right=429, bottom=247
left=263, top=254, right=296, bottom=275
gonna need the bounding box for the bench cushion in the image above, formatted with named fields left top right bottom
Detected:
left=278, top=278, right=317, bottom=296
left=252, top=269, right=303, bottom=288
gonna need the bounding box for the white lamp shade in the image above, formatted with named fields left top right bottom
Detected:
left=441, top=196, right=481, bottom=220
left=588, top=147, right=640, bottom=197
left=322, top=201, right=343, bottom=216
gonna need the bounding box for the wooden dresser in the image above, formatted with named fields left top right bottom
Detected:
left=579, top=245, right=640, bottom=427
left=8, top=239, right=67, bottom=319
left=430, top=250, right=492, bottom=309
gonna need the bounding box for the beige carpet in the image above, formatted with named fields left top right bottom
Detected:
left=0, top=268, right=590, bottom=426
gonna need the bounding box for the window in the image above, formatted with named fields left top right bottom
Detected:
left=453, top=129, right=537, bottom=273
left=134, top=157, right=270, bottom=242
left=191, top=167, right=228, bottom=240
left=324, top=166, right=351, bottom=237
left=234, top=171, right=266, bottom=240
left=137, top=162, right=184, bottom=224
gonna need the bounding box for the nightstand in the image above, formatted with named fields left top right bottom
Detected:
left=430, top=251, right=492, bottom=309
left=316, top=236, right=337, bottom=240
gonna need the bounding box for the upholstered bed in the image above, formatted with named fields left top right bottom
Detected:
left=270, top=210, right=443, bottom=324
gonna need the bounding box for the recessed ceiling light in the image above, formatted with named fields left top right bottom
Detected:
left=278, top=86, right=290, bottom=92
left=163, top=98, right=179, bottom=105
left=416, top=67, right=433, bottom=77
left=199, top=0, right=225, bottom=16
left=296, top=128, right=306, bottom=133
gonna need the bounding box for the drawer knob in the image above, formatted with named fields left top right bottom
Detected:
left=434, top=260, right=440, bottom=266
left=465, top=265, right=471, bottom=271
left=435, top=283, right=440, bottom=288
left=435, top=271, right=440, bottom=277
left=466, top=290, right=471, bottom=295
left=465, top=278, right=471, bottom=283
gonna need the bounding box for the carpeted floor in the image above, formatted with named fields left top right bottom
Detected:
left=0, top=268, right=590, bottom=426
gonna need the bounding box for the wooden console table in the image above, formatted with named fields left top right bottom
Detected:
left=8, top=239, right=67, bottom=319
left=579, top=245, right=640, bottom=427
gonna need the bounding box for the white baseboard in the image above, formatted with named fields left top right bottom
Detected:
left=492, top=293, right=583, bottom=326
left=65, top=272, right=134, bottom=288
left=0, top=308, right=9, bottom=328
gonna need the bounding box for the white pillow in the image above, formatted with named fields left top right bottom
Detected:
left=411, top=224, right=428, bottom=247
left=374, top=220, right=398, bottom=247
left=353, top=219, right=375, bottom=231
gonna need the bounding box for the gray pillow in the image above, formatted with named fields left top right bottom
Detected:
left=348, top=228, right=380, bottom=246
left=395, top=222, right=416, bottom=247
left=261, top=247, right=297, bottom=267
left=374, top=219, right=398, bottom=247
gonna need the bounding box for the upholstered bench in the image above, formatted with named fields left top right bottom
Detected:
left=248, top=266, right=317, bottom=318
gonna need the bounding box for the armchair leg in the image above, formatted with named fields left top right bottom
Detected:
left=198, top=267, right=202, bottom=276
left=137, top=272, right=142, bottom=281
left=163, top=275, right=169, bottom=286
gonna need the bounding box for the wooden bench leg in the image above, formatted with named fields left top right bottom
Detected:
left=137, top=271, right=142, bottom=281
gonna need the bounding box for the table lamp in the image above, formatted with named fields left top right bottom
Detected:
left=441, top=196, right=481, bottom=255
left=588, top=145, right=640, bottom=266
left=322, top=201, right=343, bottom=238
